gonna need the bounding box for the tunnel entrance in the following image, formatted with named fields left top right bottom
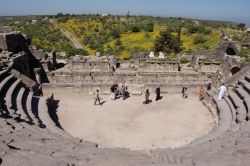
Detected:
left=231, top=67, right=241, bottom=75
left=226, top=47, right=237, bottom=55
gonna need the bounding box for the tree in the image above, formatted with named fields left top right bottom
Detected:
left=238, top=23, right=246, bottom=31
left=110, top=29, right=121, bottom=39
left=154, top=29, right=182, bottom=53
left=132, top=25, right=141, bottom=32
left=145, top=22, right=154, bottom=32
left=56, top=13, right=64, bottom=18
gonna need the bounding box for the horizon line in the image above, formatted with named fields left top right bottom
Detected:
left=0, top=13, right=247, bottom=26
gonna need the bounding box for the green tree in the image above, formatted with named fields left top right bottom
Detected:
left=154, top=29, right=182, bottom=53
left=238, top=23, right=246, bottom=31
left=145, top=22, right=154, bottom=32
left=132, top=25, right=141, bottom=32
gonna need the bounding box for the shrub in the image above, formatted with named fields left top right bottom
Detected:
left=154, top=29, right=182, bottom=53
left=145, top=22, right=154, bottom=32
left=193, top=35, right=207, bottom=45
left=180, top=57, right=189, bottom=64
left=131, top=26, right=141, bottom=32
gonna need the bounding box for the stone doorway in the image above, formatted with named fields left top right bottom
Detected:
left=231, top=66, right=241, bottom=75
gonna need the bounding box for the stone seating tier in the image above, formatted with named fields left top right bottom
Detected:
left=1, top=69, right=250, bottom=165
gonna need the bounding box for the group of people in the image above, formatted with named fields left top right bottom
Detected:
left=199, top=83, right=212, bottom=101
left=198, top=82, right=227, bottom=102
left=143, top=87, right=162, bottom=104
left=94, top=82, right=227, bottom=106
left=94, top=83, right=130, bottom=106
left=110, top=84, right=130, bottom=101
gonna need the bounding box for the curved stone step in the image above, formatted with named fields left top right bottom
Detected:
left=243, top=98, right=250, bottom=120
left=228, top=91, right=247, bottom=123
left=190, top=97, right=232, bottom=146
left=236, top=86, right=249, bottom=99
left=224, top=96, right=237, bottom=124
left=25, top=91, right=40, bottom=125
left=0, top=70, right=9, bottom=81
left=16, top=87, right=29, bottom=121
left=245, top=75, right=250, bottom=83
left=5, top=79, right=22, bottom=114
left=21, top=89, right=36, bottom=124
left=235, top=86, right=250, bottom=120
left=0, top=74, right=15, bottom=97
left=239, top=80, right=250, bottom=94
left=148, top=150, right=184, bottom=164
left=37, top=97, right=73, bottom=138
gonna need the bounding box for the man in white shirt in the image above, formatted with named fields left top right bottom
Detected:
left=218, top=83, right=227, bottom=101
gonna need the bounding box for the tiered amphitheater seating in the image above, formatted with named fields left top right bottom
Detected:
left=1, top=69, right=250, bottom=165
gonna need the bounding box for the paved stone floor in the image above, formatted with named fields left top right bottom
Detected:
left=45, top=88, right=216, bottom=151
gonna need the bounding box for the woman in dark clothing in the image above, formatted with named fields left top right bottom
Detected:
left=155, top=87, right=161, bottom=101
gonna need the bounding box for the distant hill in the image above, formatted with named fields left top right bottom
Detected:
left=0, top=15, right=246, bottom=59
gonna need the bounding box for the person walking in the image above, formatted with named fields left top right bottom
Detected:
left=94, top=89, right=101, bottom=105
left=155, top=87, right=161, bottom=101
left=182, top=87, right=185, bottom=98
left=111, top=84, right=116, bottom=100
left=218, top=83, right=227, bottom=101
left=144, top=89, right=151, bottom=104
left=183, top=87, right=188, bottom=99
left=199, top=86, right=205, bottom=101
left=207, top=83, right=212, bottom=91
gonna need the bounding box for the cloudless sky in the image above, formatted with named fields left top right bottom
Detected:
left=0, top=0, right=250, bottom=25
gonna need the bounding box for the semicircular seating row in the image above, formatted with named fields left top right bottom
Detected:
left=0, top=69, right=250, bottom=166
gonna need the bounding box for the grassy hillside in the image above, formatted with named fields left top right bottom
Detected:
left=0, top=16, right=84, bottom=57
left=55, top=15, right=244, bottom=59
left=0, top=15, right=245, bottom=59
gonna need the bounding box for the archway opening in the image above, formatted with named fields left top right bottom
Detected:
left=231, top=67, right=241, bottom=75
left=226, top=47, right=237, bottom=55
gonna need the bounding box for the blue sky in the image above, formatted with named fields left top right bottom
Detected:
left=0, top=0, right=250, bottom=25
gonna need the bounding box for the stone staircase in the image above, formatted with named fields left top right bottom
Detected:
left=1, top=68, right=250, bottom=165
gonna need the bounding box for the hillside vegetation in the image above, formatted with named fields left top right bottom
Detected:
left=0, top=15, right=245, bottom=59
left=0, top=16, right=84, bottom=57
left=55, top=14, right=245, bottom=59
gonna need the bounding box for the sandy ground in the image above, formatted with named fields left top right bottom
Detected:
left=45, top=89, right=215, bottom=151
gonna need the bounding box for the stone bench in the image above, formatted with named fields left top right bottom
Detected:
left=236, top=86, right=250, bottom=120
left=238, top=80, right=250, bottom=94
left=26, top=91, right=40, bottom=125
left=0, top=69, right=8, bottom=82
left=245, top=75, right=250, bottom=83
left=5, top=79, right=22, bottom=115
left=228, top=91, right=247, bottom=123
left=190, top=97, right=233, bottom=146
left=0, top=74, right=15, bottom=95
left=16, top=87, right=29, bottom=121
left=37, top=97, right=73, bottom=139
left=224, top=96, right=237, bottom=125
left=236, top=86, right=249, bottom=99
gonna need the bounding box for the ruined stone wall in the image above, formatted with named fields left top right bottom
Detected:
left=0, top=34, right=7, bottom=50
left=0, top=32, right=28, bottom=53
left=138, top=61, right=179, bottom=72
left=48, top=68, right=211, bottom=94
left=11, top=52, right=49, bottom=83
left=198, top=63, right=221, bottom=73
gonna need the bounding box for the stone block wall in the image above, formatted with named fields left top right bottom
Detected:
left=48, top=69, right=211, bottom=94
left=198, top=62, right=221, bottom=73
